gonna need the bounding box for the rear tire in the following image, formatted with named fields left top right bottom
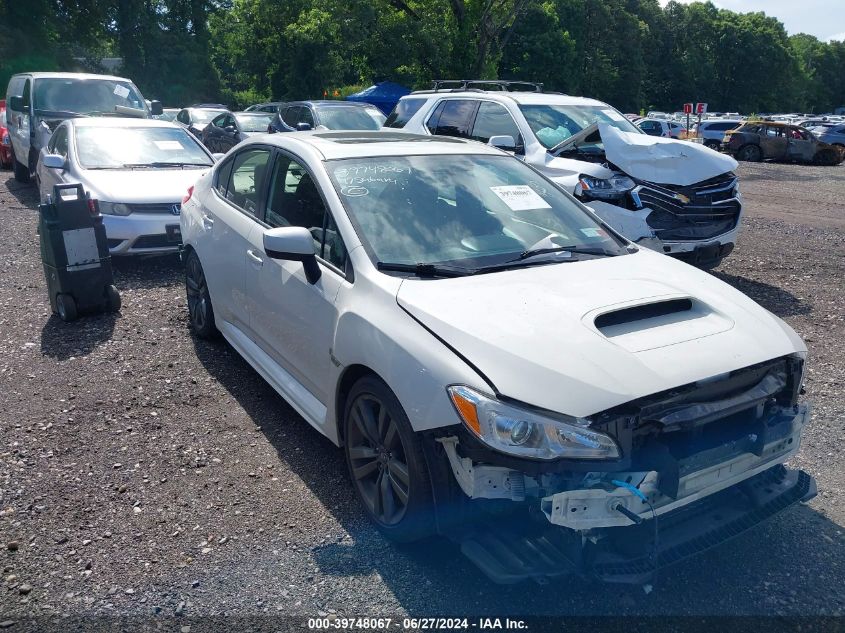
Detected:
left=13, top=156, right=30, bottom=183
left=736, top=144, right=762, bottom=162
left=185, top=250, right=218, bottom=338
left=343, top=375, right=435, bottom=543
left=56, top=294, right=77, bottom=322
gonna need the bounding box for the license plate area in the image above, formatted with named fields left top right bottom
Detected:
left=166, top=224, right=182, bottom=243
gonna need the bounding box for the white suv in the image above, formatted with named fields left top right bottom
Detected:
left=180, top=130, right=813, bottom=584
left=389, top=81, right=742, bottom=269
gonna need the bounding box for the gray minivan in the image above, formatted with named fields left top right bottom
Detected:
left=5, top=72, right=162, bottom=183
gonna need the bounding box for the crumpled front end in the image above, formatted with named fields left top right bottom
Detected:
left=434, top=355, right=816, bottom=584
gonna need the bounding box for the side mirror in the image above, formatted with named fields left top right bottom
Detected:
left=212, top=153, right=226, bottom=162
left=43, top=154, right=66, bottom=170
left=9, top=95, right=28, bottom=113
left=150, top=100, right=163, bottom=116
left=263, top=226, right=321, bottom=284
left=296, top=122, right=313, bottom=131
left=224, top=125, right=236, bottom=133
left=488, top=135, right=516, bottom=150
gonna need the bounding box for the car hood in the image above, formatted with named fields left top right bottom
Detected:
left=600, top=123, right=738, bottom=186
left=78, top=167, right=211, bottom=202
left=396, top=250, right=805, bottom=418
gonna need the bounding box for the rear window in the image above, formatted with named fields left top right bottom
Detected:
left=384, top=98, right=426, bottom=129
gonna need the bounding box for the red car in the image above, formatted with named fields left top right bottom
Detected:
left=0, top=100, right=12, bottom=169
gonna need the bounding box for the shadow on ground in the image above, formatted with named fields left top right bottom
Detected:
left=190, top=332, right=845, bottom=617
left=40, top=312, right=118, bottom=360
left=713, top=271, right=811, bottom=318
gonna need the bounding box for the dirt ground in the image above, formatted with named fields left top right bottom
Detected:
left=1, top=161, right=844, bottom=629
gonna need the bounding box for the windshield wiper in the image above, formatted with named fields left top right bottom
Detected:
left=377, top=262, right=472, bottom=278
left=121, top=162, right=211, bottom=169
left=513, top=245, right=619, bottom=262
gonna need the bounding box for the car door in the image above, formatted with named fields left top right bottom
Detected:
left=469, top=100, right=525, bottom=153
left=38, top=123, right=70, bottom=197
left=761, top=125, right=788, bottom=159
left=786, top=127, right=816, bottom=162
left=7, top=77, right=31, bottom=167
left=243, top=149, right=349, bottom=406
left=206, top=113, right=227, bottom=151
left=199, top=146, right=272, bottom=333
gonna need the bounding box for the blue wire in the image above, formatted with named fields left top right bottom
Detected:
left=612, top=479, right=660, bottom=583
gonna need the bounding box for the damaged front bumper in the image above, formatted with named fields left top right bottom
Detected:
left=459, top=464, right=815, bottom=585
left=436, top=368, right=815, bottom=584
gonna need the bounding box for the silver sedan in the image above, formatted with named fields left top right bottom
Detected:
left=36, top=118, right=217, bottom=255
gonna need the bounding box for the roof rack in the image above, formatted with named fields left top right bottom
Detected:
left=430, top=79, right=545, bottom=93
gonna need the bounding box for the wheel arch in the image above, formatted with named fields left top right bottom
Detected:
left=334, top=364, right=383, bottom=445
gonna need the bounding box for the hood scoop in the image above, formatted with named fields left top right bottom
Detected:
left=588, top=296, right=733, bottom=353
left=595, top=298, right=693, bottom=332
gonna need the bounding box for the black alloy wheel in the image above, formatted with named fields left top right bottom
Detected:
left=185, top=250, right=218, bottom=338
left=344, top=376, right=434, bottom=542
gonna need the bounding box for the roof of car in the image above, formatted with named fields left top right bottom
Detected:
left=289, top=101, right=378, bottom=108
left=15, top=72, right=133, bottom=82
left=66, top=118, right=185, bottom=129
left=405, top=90, right=608, bottom=108
left=246, top=131, right=503, bottom=160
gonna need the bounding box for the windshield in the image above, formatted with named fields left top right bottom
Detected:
left=327, top=154, right=623, bottom=270
left=235, top=113, right=273, bottom=132
left=153, top=109, right=178, bottom=122
left=33, top=78, right=147, bottom=116
left=75, top=125, right=213, bottom=169
left=317, top=106, right=386, bottom=130
left=192, top=109, right=225, bottom=125
left=519, top=104, right=640, bottom=151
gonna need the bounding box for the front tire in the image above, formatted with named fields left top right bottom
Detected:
left=185, top=250, right=218, bottom=338
left=344, top=376, right=434, bottom=542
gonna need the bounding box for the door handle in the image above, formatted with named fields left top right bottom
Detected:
left=247, top=249, right=264, bottom=268
left=202, top=214, right=214, bottom=230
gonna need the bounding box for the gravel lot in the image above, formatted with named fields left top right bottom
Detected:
left=1, top=162, right=844, bottom=629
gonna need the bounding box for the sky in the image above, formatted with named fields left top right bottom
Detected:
left=658, top=0, right=845, bottom=42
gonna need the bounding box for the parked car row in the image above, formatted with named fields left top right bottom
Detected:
left=3, top=71, right=819, bottom=586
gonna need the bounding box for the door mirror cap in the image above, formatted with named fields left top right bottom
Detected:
left=9, top=95, right=27, bottom=112
left=43, top=154, right=66, bottom=170
left=488, top=135, right=516, bottom=150
left=150, top=100, right=163, bottom=116
left=296, top=122, right=313, bottom=131
left=224, top=125, right=236, bottom=133
left=263, top=226, right=321, bottom=284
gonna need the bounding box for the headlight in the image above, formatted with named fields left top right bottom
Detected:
left=575, top=174, right=635, bottom=201
left=98, top=201, right=132, bottom=216
left=448, top=386, right=620, bottom=460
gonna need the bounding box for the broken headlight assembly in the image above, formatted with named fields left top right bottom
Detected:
left=448, top=385, right=620, bottom=460
left=574, top=174, right=635, bottom=201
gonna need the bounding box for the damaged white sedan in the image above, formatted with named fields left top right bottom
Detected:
left=181, top=131, right=815, bottom=585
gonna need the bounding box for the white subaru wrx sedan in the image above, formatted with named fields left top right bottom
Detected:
left=180, top=131, right=815, bottom=584
left=37, top=118, right=216, bottom=255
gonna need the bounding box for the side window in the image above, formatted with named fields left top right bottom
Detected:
left=48, top=126, right=68, bottom=157
left=215, top=158, right=234, bottom=197
left=300, top=107, right=315, bottom=127
left=212, top=114, right=227, bottom=128
left=384, top=98, right=426, bottom=129
left=426, top=101, right=446, bottom=134
left=177, top=110, right=189, bottom=124
left=470, top=101, right=522, bottom=146
left=432, top=100, right=477, bottom=138
left=265, top=154, right=348, bottom=271
left=225, top=148, right=272, bottom=216
left=225, top=114, right=236, bottom=128
left=282, top=106, right=300, bottom=128
left=21, top=79, right=31, bottom=105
